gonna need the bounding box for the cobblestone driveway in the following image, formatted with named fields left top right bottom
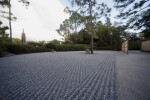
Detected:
left=0, top=51, right=119, bottom=100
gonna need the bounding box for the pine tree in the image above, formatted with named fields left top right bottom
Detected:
left=68, top=0, right=111, bottom=54
left=113, top=0, right=150, bottom=30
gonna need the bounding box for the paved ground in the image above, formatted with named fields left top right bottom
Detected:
left=117, top=51, right=150, bottom=100
left=0, top=51, right=149, bottom=100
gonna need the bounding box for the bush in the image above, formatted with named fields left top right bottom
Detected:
left=6, top=43, right=90, bottom=54
left=129, top=41, right=141, bottom=50
left=55, top=44, right=89, bottom=51
left=21, top=44, right=32, bottom=53
left=112, top=44, right=121, bottom=51
left=7, top=44, right=51, bottom=54
left=45, top=43, right=56, bottom=49
left=0, top=42, right=10, bottom=52
left=95, top=44, right=121, bottom=51
left=7, top=44, right=22, bottom=54
left=0, top=49, right=2, bottom=57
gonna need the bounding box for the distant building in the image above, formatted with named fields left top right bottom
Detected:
left=21, top=29, right=26, bottom=44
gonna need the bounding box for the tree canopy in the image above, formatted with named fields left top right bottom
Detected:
left=113, top=0, right=150, bottom=30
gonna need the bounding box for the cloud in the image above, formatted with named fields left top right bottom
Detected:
left=5, top=0, right=69, bottom=41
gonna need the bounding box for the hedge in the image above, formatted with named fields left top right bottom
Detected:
left=0, top=49, right=2, bottom=57
left=55, top=44, right=89, bottom=51
left=6, top=43, right=91, bottom=54
left=7, top=44, right=50, bottom=54
left=45, top=43, right=56, bottom=49
left=8, top=44, right=22, bottom=54
left=0, top=42, right=10, bottom=52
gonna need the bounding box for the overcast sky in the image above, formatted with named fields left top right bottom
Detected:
left=1, top=0, right=120, bottom=41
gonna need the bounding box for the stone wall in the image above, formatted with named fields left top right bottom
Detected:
left=141, top=40, right=150, bottom=52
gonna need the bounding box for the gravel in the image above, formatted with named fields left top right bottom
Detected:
left=0, top=51, right=119, bottom=100
left=1, top=51, right=149, bottom=100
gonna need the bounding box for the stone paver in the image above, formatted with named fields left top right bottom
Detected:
left=0, top=51, right=119, bottom=100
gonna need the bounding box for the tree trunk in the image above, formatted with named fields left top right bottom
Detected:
left=89, top=0, right=94, bottom=54
left=9, top=0, right=12, bottom=43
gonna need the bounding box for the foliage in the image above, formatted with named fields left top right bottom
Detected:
left=7, top=44, right=22, bottom=54
left=69, top=12, right=83, bottom=32
left=0, top=0, right=8, bottom=7
left=0, top=42, right=10, bottom=52
left=129, top=41, right=141, bottom=50
left=57, top=19, right=128, bottom=50
left=27, top=41, right=37, bottom=46
left=0, top=21, right=9, bottom=42
left=38, top=40, right=46, bottom=45
left=7, top=44, right=50, bottom=54
left=55, top=44, right=89, bottom=51
left=141, top=28, right=150, bottom=40
left=6, top=43, right=89, bottom=54
left=56, top=19, right=73, bottom=44
left=0, top=48, right=2, bottom=57
left=70, top=28, right=91, bottom=44
left=113, top=0, right=150, bottom=30
left=94, top=21, right=125, bottom=50
left=61, top=0, right=112, bottom=53
left=0, top=21, right=9, bottom=51
left=45, top=43, right=56, bottom=49
left=12, top=38, right=21, bottom=44
left=27, top=41, right=43, bottom=47
left=48, top=39, right=61, bottom=45
left=21, top=44, right=50, bottom=53
left=63, top=19, right=132, bottom=50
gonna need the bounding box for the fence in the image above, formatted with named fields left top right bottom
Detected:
left=122, top=40, right=128, bottom=54
left=141, top=40, right=150, bottom=52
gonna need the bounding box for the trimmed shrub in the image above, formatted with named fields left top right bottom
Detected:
left=0, top=49, right=2, bottom=57
left=45, top=43, right=56, bottom=49
left=7, top=44, right=22, bottom=54
left=0, top=42, right=10, bottom=52
left=55, top=44, right=89, bottom=51
left=6, top=43, right=90, bottom=54
left=7, top=44, right=51, bottom=54
left=21, top=44, right=31, bottom=53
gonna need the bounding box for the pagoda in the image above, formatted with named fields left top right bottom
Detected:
left=21, top=29, right=26, bottom=44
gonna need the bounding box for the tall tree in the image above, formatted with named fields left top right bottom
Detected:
left=0, top=0, right=29, bottom=43
left=68, top=0, right=111, bottom=54
left=113, top=0, right=150, bottom=30
left=8, top=0, right=12, bottom=43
